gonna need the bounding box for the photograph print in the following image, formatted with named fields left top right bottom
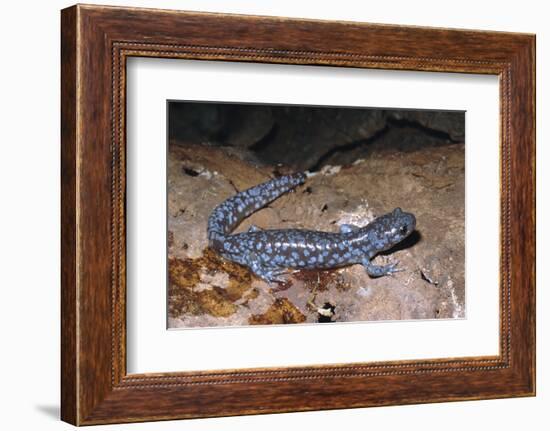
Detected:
left=167, top=101, right=465, bottom=328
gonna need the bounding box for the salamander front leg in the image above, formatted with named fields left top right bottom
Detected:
left=362, top=256, right=404, bottom=278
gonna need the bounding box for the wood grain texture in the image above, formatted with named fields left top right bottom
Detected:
left=60, top=4, right=535, bottom=425
left=60, top=6, right=78, bottom=424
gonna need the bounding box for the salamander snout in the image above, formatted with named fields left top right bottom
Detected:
left=387, top=207, right=416, bottom=245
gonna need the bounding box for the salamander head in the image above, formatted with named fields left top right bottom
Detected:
left=379, top=207, right=416, bottom=249
left=355, top=207, right=416, bottom=252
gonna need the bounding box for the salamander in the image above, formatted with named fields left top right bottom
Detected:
left=207, top=172, right=416, bottom=283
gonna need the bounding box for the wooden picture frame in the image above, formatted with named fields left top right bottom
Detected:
left=61, top=4, right=535, bottom=425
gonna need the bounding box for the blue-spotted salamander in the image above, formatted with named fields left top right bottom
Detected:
left=207, top=173, right=416, bottom=283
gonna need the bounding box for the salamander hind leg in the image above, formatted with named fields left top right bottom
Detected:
left=262, top=268, right=289, bottom=284
left=246, top=252, right=288, bottom=284
left=362, top=257, right=404, bottom=278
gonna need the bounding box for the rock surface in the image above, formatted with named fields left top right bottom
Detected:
left=167, top=141, right=465, bottom=328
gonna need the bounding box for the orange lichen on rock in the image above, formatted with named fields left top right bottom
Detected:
left=291, top=269, right=352, bottom=292
left=248, top=298, right=306, bottom=325
left=168, top=248, right=252, bottom=318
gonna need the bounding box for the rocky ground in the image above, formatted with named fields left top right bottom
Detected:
left=167, top=135, right=465, bottom=328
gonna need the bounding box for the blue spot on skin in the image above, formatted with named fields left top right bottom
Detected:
left=304, top=249, right=310, bottom=257
left=291, top=251, right=299, bottom=259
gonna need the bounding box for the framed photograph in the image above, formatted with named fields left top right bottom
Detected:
left=61, top=4, right=535, bottom=425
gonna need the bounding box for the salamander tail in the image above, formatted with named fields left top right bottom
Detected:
left=207, top=172, right=307, bottom=250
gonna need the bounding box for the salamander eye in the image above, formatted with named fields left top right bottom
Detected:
left=399, top=225, right=408, bottom=234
